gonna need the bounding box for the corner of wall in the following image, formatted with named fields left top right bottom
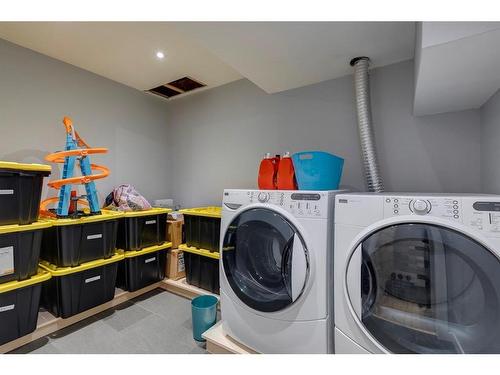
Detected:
left=480, top=89, right=500, bottom=194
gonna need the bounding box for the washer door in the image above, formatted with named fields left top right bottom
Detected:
left=222, top=207, right=309, bottom=313
left=347, top=223, right=500, bottom=354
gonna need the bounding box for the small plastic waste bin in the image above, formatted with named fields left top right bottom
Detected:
left=191, top=295, right=218, bottom=342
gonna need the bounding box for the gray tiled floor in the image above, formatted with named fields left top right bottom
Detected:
left=10, top=290, right=209, bottom=354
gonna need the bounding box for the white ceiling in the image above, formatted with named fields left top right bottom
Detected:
left=414, top=22, right=500, bottom=116
left=0, top=22, right=242, bottom=91
left=0, top=22, right=415, bottom=95
left=174, top=22, right=416, bottom=93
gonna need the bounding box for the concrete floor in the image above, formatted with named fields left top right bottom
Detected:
left=11, top=290, right=209, bottom=354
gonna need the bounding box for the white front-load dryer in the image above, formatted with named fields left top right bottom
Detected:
left=334, top=192, right=500, bottom=354
left=220, top=189, right=341, bottom=354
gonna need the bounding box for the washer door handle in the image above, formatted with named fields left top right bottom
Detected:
left=290, top=233, right=308, bottom=302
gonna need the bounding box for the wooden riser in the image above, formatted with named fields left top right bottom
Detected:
left=0, top=282, right=161, bottom=354
left=159, top=278, right=219, bottom=300
left=202, top=321, right=258, bottom=354
left=0, top=277, right=219, bottom=354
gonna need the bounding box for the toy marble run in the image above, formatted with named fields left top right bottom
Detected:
left=40, top=116, right=110, bottom=218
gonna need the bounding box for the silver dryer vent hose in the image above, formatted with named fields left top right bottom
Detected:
left=351, top=57, right=384, bottom=193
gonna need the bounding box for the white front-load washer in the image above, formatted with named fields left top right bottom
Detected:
left=334, top=192, right=500, bottom=354
left=220, top=189, right=341, bottom=354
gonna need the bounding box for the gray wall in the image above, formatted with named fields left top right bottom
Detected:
left=167, top=60, right=481, bottom=207
left=0, top=39, right=171, bottom=204
left=0, top=39, right=484, bottom=209
left=481, top=89, right=500, bottom=193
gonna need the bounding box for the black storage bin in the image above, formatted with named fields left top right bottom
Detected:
left=181, top=207, right=221, bottom=252
left=40, top=253, right=123, bottom=319
left=0, top=221, right=51, bottom=284
left=0, top=162, right=51, bottom=226
left=117, top=208, right=169, bottom=251
left=182, top=247, right=219, bottom=294
left=117, top=242, right=170, bottom=292
left=0, top=269, right=51, bottom=346
left=40, top=210, right=122, bottom=267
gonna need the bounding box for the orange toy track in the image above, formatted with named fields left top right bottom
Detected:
left=40, top=116, right=110, bottom=218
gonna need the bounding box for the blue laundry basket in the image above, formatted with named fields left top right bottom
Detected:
left=191, top=295, right=218, bottom=342
left=292, top=151, right=344, bottom=190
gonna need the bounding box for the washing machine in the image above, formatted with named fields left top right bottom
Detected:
left=220, top=189, right=341, bottom=353
left=334, top=192, right=500, bottom=354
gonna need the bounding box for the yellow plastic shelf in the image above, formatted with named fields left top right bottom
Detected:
left=43, top=210, right=124, bottom=226
left=0, top=269, right=51, bottom=294
left=179, top=206, right=222, bottom=218
left=39, top=252, right=124, bottom=276
left=0, top=161, right=51, bottom=173
left=121, top=207, right=172, bottom=218
left=119, top=242, right=172, bottom=258
left=0, top=220, right=52, bottom=235
left=179, top=243, right=220, bottom=260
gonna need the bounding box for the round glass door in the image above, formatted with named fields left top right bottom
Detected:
left=350, top=223, right=500, bottom=354
left=222, top=208, right=309, bottom=313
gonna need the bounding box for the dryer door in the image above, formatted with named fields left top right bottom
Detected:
left=222, top=207, right=309, bottom=313
left=346, top=223, right=500, bottom=353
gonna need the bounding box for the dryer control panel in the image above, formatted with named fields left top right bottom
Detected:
left=223, top=189, right=334, bottom=219
left=382, top=195, right=500, bottom=237
left=383, top=196, right=462, bottom=221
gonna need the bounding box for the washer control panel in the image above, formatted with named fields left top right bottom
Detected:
left=223, top=190, right=331, bottom=219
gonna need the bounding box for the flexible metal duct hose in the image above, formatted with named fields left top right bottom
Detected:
left=351, top=57, right=384, bottom=192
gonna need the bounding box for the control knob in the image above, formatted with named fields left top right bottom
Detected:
left=412, top=199, right=430, bottom=215
left=258, top=192, right=270, bottom=203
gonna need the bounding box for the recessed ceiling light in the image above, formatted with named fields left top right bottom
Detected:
left=156, top=51, right=165, bottom=59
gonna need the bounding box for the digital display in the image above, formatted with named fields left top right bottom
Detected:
left=291, top=193, right=321, bottom=201
left=473, top=202, right=500, bottom=211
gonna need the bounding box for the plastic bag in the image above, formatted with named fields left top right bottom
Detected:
left=103, top=184, right=152, bottom=212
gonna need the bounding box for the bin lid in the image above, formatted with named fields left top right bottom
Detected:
left=45, top=209, right=125, bottom=226
left=39, top=252, right=124, bottom=276
left=179, top=243, right=220, bottom=260
left=121, top=207, right=171, bottom=218
left=119, top=241, right=172, bottom=258
left=0, top=269, right=51, bottom=294
left=179, top=207, right=222, bottom=218
left=0, top=220, right=52, bottom=235
left=0, top=161, right=51, bottom=173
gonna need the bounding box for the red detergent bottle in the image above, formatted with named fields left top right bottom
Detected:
left=277, top=151, right=298, bottom=190
left=258, top=153, right=277, bottom=190
left=272, top=154, right=281, bottom=187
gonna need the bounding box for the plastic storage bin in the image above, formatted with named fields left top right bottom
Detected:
left=0, top=221, right=52, bottom=284
left=117, top=208, right=170, bottom=251
left=0, top=161, right=51, bottom=226
left=40, top=210, right=123, bottom=267
left=40, top=252, right=124, bottom=318
left=191, top=295, right=218, bottom=342
left=116, top=242, right=171, bottom=292
left=180, top=207, right=221, bottom=252
left=0, top=269, right=51, bottom=346
left=180, top=244, right=220, bottom=294
left=292, top=151, right=344, bottom=190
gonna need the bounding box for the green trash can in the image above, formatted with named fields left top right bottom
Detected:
left=191, top=295, right=218, bottom=342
